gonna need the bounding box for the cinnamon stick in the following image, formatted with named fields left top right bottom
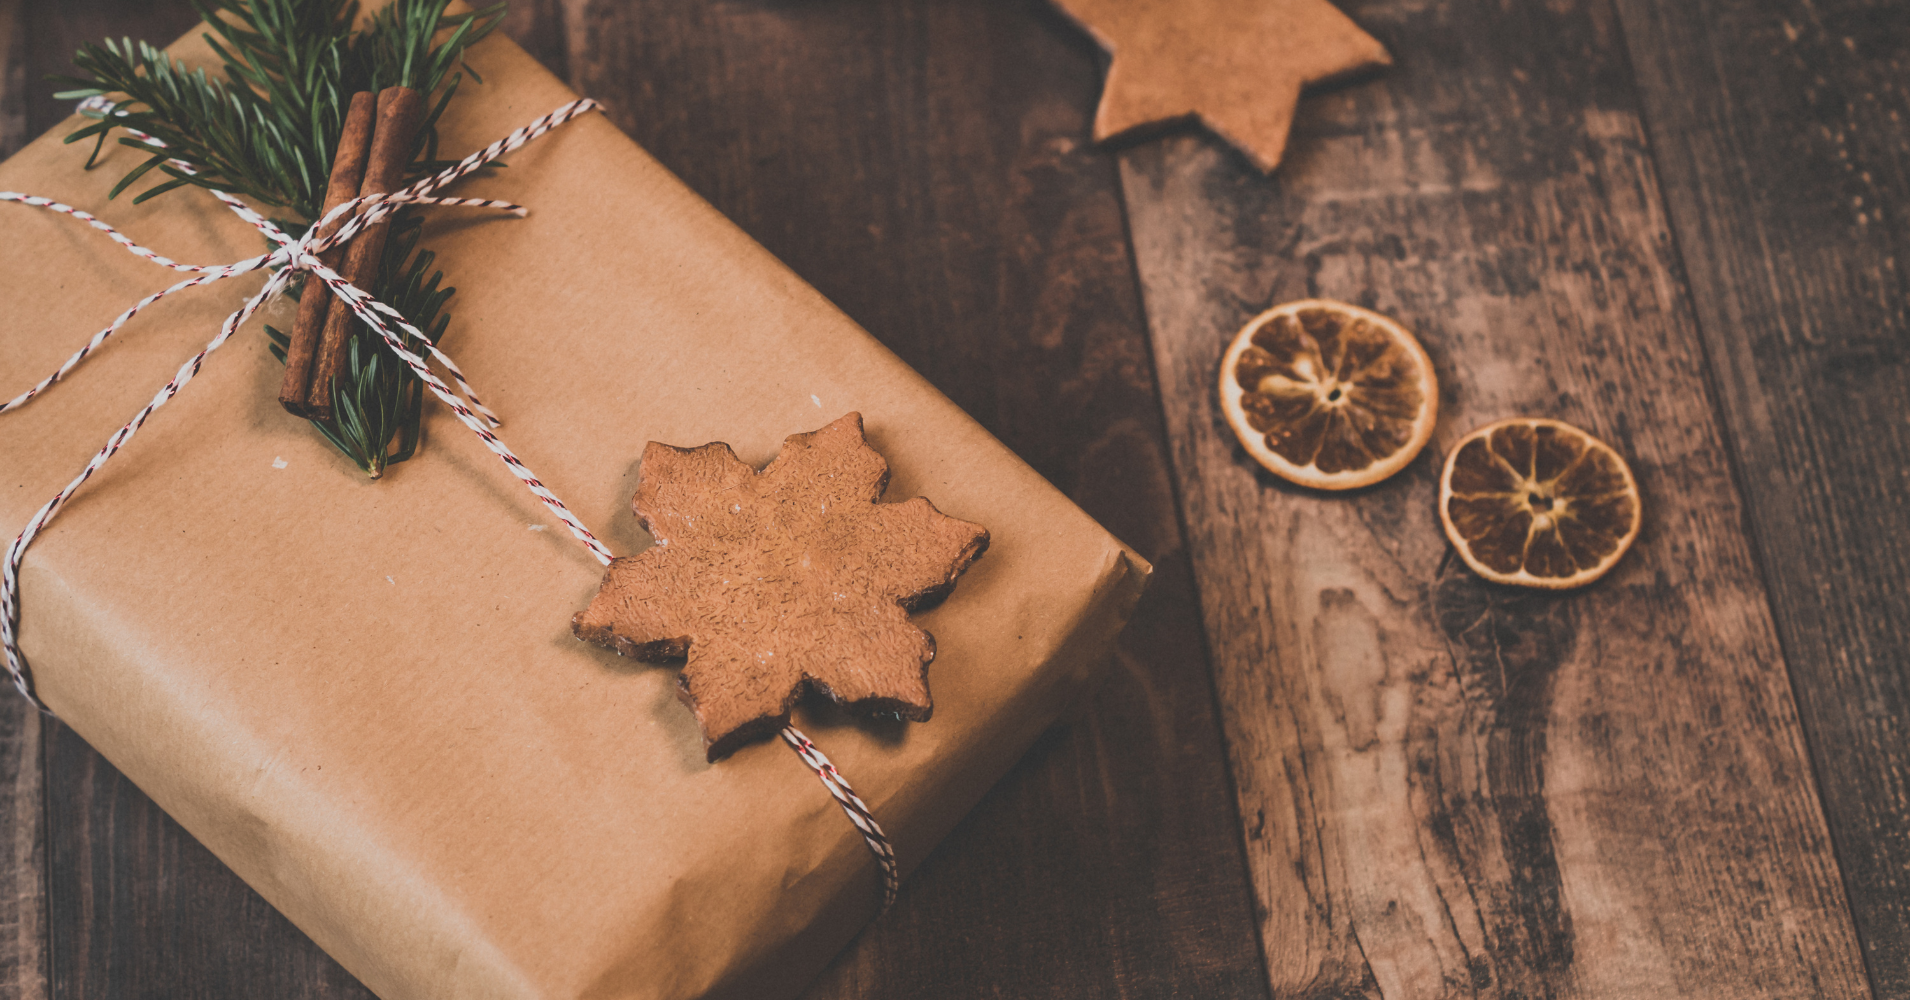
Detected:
left=278, top=91, right=377, bottom=418
left=307, top=86, right=425, bottom=421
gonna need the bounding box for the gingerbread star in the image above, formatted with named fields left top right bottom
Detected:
left=573, top=413, right=990, bottom=761
left=1051, top=0, right=1390, bottom=172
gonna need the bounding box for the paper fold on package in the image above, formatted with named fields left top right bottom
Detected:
left=0, top=23, right=1148, bottom=1000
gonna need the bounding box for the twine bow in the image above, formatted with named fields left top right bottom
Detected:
left=0, top=98, right=898, bottom=909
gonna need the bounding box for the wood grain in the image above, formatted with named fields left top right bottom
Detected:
left=1114, top=0, right=1876, bottom=994
left=0, top=700, right=46, bottom=1000
left=1, top=4, right=52, bottom=993
left=0, top=7, right=44, bottom=990
left=0, top=0, right=25, bottom=157
left=1612, top=0, right=1910, bottom=990
left=498, top=0, right=570, bottom=85
left=560, top=1, right=1271, bottom=995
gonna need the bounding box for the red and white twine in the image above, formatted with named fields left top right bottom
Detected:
left=0, top=98, right=898, bottom=910
left=782, top=726, right=901, bottom=910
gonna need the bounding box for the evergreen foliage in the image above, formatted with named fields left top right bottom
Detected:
left=52, top=0, right=507, bottom=478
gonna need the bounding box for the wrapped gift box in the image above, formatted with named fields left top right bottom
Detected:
left=0, top=20, right=1147, bottom=1000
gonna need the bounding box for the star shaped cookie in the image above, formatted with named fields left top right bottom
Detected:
left=1052, top=0, right=1390, bottom=171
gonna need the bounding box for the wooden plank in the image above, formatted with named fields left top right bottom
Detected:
left=556, top=1, right=1271, bottom=995
left=1113, top=0, right=1877, bottom=994
left=1610, top=0, right=1910, bottom=990
left=3, top=2, right=54, bottom=995
left=1, top=0, right=26, bottom=156
left=499, top=0, right=570, bottom=84
left=0, top=0, right=45, bottom=984
left=0, top=695, right=45, bottom=1000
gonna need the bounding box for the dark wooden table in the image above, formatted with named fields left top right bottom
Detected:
left=2, top=0, right=1906, bottom=997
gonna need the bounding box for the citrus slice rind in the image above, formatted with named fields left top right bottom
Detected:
left=1438, top=418, right=1643, bottom=589
left=1218, top=299, right=1438, bottom=490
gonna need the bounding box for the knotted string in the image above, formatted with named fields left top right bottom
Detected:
left=0, top=98, right=898, bottom=910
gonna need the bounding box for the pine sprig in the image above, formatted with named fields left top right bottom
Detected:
left=52, top=0, right=508, bottom=478
left=266, top=210, right=450, bottom=478
left=55, top=34, right=342, bottom=212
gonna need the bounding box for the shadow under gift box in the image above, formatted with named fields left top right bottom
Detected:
left=0, top=21, right=1148, bottom=1000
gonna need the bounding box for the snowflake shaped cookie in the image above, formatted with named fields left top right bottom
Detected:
left=574, top=413, right=989, bottom=760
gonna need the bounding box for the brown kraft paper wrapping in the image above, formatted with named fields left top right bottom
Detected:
left=0, top=23, right=1149, bottom=1000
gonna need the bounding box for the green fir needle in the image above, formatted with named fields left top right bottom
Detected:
left=54, top=0, right=507, bottom=478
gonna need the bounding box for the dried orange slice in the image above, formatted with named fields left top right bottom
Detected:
left=1439, top=418, right=1642, bottom=589
left=1218, top=300, right=1438, bottom=490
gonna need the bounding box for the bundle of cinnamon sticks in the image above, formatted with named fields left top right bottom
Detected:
left=279, top=86, right=425, bottom=420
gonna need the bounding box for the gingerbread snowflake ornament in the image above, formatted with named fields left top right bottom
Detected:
left=574, top=413, right=990, bottom=761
